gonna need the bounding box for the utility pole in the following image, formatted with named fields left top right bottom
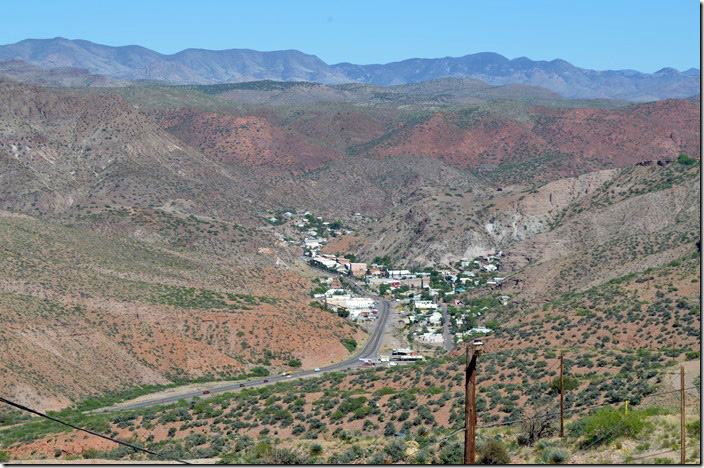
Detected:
left=681, top=366, right=686, bottom=465
left=560, top=352, right=565, bottom=438
left=464, top=342, right=481, bottom=464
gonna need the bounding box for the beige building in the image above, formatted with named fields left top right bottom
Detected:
left=349, top=262, right=368, bottom=278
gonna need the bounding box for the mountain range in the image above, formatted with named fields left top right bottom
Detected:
left=0, top=37, right=699, bottom=101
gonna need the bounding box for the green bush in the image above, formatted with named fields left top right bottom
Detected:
left=384, top=440, right=407, bottom=462
left=478, top=439, right=510, bottom=464
left=577, top=407, right=650, bottom=448
left=677, top=154, right=697, bottom=166
left=341, top=338, right=357, bottom=353
left=686, top=419, right=700, bottom=440
left=549, top=375, right=580, bottom=393
left=0, top=451, right=9, bottom=463
left=288, top=359, right=302, bottom=368
left=539, top=448, right=567, bottom=464
left=310, top=443, right=323, bottom=456
left=438, top=442, right=463, bottom=464
left=384, top=422, right=397, bottom=436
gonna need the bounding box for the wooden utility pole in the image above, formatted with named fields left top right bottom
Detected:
left=464, top=342, right=481, bottom=464
left=681, top=366, right=686, bottom=464
left=560, top=352, right=565, bottom=438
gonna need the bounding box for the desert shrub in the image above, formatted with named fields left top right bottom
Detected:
left=261, top=447, right=310, bottom=464
left=519, top=404, right=557, bottom=446
left=539, top=448, right=567, bottom=464
left=576, top=407, right=649, bottom=448
left=288, top=359, right=302, bottom=368
left=384, top=440, right=407, bottom=462
left=549, top=375, right=580, bottom=393
left=341, top=338, right=357, bottom=353
left=437, top=442, right=463, bottom=464
left=310, top=443, right=323, bottom=456
left=677, top=154, right=697, bottom=166
left=478, top=439, right=510, bottom=464
left=0, top=451, right=8, bottom=463
left=384, top=422, right=396, bottom=436
left=686, top=419, right=700, bottom=440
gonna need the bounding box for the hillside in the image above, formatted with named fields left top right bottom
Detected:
left=121, top=88, right=699, bottom=182
left=0, top=250, right=698, bottom=463
left=325, top=159, right=700, bottom=274
left=0, top=211, right=364, bottom=412
left=0, top=58, right=700, bottom=465
left=0, top=38, right=699, bottom=100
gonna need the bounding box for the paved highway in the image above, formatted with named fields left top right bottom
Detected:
left=439, top=302, right=454, bottom=352
left=93, top=259, right=391, bottom=413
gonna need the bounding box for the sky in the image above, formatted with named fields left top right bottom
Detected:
left=1, top=0, right=699, bottom=72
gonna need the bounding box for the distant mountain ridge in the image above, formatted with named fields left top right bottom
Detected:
left=0, top=37, right=699, bottom=101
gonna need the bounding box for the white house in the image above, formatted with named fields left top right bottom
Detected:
left=419, top=333, right=444, bottom=344
left=345, top=297, right=375, bottom=310
left=324, top=288, right=347, bottom=297
left=415, top=300, right=438, bottom=310
left=428, top=311, right=443, bottom=325
left=481, top=264, right=498, bottom=272
left=312, top=256, right=337, bottom=269
left=388, top=269, right=412, bottom=279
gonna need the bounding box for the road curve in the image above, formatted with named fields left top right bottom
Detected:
left=94, top=260, right=391, bottom=413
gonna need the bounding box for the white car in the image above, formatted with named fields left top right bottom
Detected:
left=314, top=368, right=321, bottom=372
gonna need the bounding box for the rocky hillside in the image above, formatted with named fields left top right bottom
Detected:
left=0, top=211, right=364, bottom=412
left=326, top=160, right=700, bottom=280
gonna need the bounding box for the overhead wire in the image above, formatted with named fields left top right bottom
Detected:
left=0, top=396, right=190, bottom=464
left=566, top=386, right=699, bottom=463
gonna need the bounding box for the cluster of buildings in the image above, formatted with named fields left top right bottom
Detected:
left=308, top=253, right=369, bottom=278
left=360, top=349, right=425, bottom=367
left=312, top=276, right=379, bottom=321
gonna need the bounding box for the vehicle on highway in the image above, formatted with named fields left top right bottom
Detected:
left=202, top=390, right=210, bottom=395
left=314, top=368, right=320, bottom=372
left=239, top=383, right=245, bottom=387
left=263, top=379, right=269, bottom=383
left=286, top=374, right=292, bottom=378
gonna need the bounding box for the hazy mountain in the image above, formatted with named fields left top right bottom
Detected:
left=0, top=59, right=127, bottom=87
left=0, top=37, right=699, bottom=100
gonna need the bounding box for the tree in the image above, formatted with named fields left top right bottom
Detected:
left=519, top=404, right=557, bottom=446
left=548, top=375, right=579, bottom=393
left=288, top=359, right=302, bottom=367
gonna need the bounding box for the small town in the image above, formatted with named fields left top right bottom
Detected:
left=282, top=210, right=514, bottom=356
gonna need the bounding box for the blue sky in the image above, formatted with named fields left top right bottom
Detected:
left=2, top=0, right=699, bottom=72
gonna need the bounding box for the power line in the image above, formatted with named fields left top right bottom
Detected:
left=0, top=396, right=190, bottom=464
left=627, top=448, right=679, bottom=462
left=566, top=386, right=699, bottom=463
left=476, top=386, right=699, bottom=430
